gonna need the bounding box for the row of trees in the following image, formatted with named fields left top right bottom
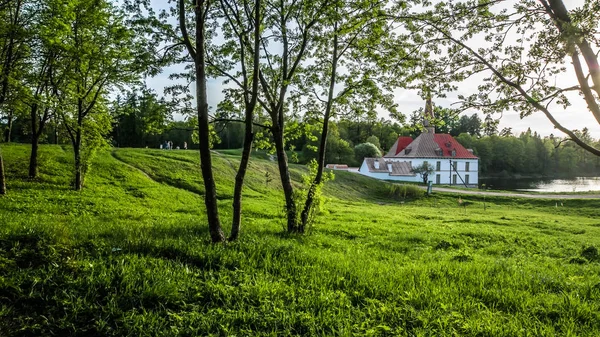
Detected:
left=1, top=0, right=599, bottom=243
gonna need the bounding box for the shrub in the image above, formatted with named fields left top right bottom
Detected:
left=354, top=142, right=381, bottom=164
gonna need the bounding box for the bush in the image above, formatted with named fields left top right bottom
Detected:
left=354, top=142, right=381, bottom=164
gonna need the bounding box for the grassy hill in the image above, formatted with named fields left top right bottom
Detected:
left=1, top=144, right=600, bottom=336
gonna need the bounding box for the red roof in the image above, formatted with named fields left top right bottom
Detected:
left=384, top=133, right=478, bottom=159
left=393, top=137, right=414, bottom=155
left=433, top=134, right=478, bottom=158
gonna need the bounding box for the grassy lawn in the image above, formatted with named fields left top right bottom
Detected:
left=1, top=144, right=600, bottom=336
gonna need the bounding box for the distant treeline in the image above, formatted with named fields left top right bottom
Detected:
left=3, top=89, right=599, bottom=177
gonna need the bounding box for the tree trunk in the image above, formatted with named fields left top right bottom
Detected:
left=300, top=24, right=338, bottom=229
left=195, top=0, right=225, bottom=243
left=230, top=128, right=253, bottom=241
left=272, top=124, right=298, bottom=232
left=229, top=0, right=261, bottom=241
left=29, top=104, right=39, bottom=179
left=29, top=134, right=39, bottom=179
left=74, top=130, right=82, bottom=191
left=0, top=147, right=6, bottom=195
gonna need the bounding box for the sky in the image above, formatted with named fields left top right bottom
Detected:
left=143, top=0, right=600, bottom=139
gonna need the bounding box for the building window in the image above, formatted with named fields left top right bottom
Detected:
left=452, top=162, right=457, bottom=171
left=452, top=174, right=457, bottom=185
left=465, top=162, right=470, bottom=172
left=436, top=174, right=440, bottom=184
left=451, top=149, right=456, bottom=157
left=424, top=160, right=428, bottom=167
left=465, top=174, right=470, bottom=184
left=436, top=161, right=441, bottom=171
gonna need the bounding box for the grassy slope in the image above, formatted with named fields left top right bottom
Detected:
left=1, top=144, right=600, bottom=336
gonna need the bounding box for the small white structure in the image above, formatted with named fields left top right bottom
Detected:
left=358, top=97, right=479, bottom=186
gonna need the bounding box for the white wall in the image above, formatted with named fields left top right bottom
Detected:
left=376, top=158, right=479, bottom=185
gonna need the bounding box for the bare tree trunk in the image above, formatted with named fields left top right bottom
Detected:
left=195, top=0, right=225, bottom=243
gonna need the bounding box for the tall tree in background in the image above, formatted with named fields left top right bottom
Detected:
left=402, top=0, right=600, bottom=156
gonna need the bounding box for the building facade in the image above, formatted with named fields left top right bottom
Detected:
left=358, top=98, right=479, bottom=186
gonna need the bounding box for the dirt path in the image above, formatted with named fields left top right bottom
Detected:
left=110, top=150, right=153, bottom=180
left=429, top=186, right=600, bottom=199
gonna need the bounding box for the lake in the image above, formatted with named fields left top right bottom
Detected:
left=479, top=176, right=600, bottom=193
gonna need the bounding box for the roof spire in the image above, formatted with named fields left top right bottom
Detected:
left=423, top=90, right=435, bottom=133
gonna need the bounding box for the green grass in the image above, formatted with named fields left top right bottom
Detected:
left=1, top=144, right=600, bottom=336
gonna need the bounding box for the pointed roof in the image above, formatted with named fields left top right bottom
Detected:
left=384, top=136, right=414, bottom=157
left=385, top=133, right=478, bottom=159
left=361, top=158, right=415, bottom=176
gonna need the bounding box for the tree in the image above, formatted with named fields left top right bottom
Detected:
left=403, top=0, right=600, bottom=156
left=0, top=0, right=29, bottom=193
left=22, top=1, right=65, bottom=179
left=354, top=142, right=381, bottom=164
left=431, top=106, right=459, bottom=135
left=208, top=0, right=262, bottom=241
left=50, top=0, right=145, bottom=190
left=412, top=162, right=435, bottom=184
left=454, top=114, right=481, bottom=137
left=296, top=0, right=401, bottom=229
left=178, top=0, right=228, bottom=242
left=365, top=136, right=381, bottom=150
left=111, top=88, right=173, bottom=148
left=255, top=0, right=329, bottom=233
left=483, top=114, right=498, bottom=137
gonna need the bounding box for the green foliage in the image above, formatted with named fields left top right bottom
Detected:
left=2, top=144, right=600, bottom=335
left=412, top=162, right=435, bottom=184
left=354, top=142, right=381, bottom=164
left=365, top=135, right=381, bottom=150
left=80, top=107, right=112, bottom=186
left=295, top=159, right=335, bottom=232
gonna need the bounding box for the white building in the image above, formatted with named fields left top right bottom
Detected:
left=358, top=98, right=479, bottom=186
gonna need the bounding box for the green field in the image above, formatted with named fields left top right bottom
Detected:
left=1, top=144, right=600, bottom=336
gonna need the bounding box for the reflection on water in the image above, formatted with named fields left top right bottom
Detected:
left=479, top=177, right=600, bottom=192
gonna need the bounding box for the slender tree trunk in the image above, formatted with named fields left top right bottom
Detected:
left=29, top=105, right=39, bottom=179
left=229, top=0, right=261, bottom=241
left=300, top=24, right=338, bottom=229
left=230, top=129, right=254, bottom=240
left=272, top=124, right=298, bottom=232
left=0, top=146, right=5, bottom=195
left=29, top=134, right=39, bottom=179
left=74, top=129, right=82, bottom=191
left=195, top=0, right=225, bottom=243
